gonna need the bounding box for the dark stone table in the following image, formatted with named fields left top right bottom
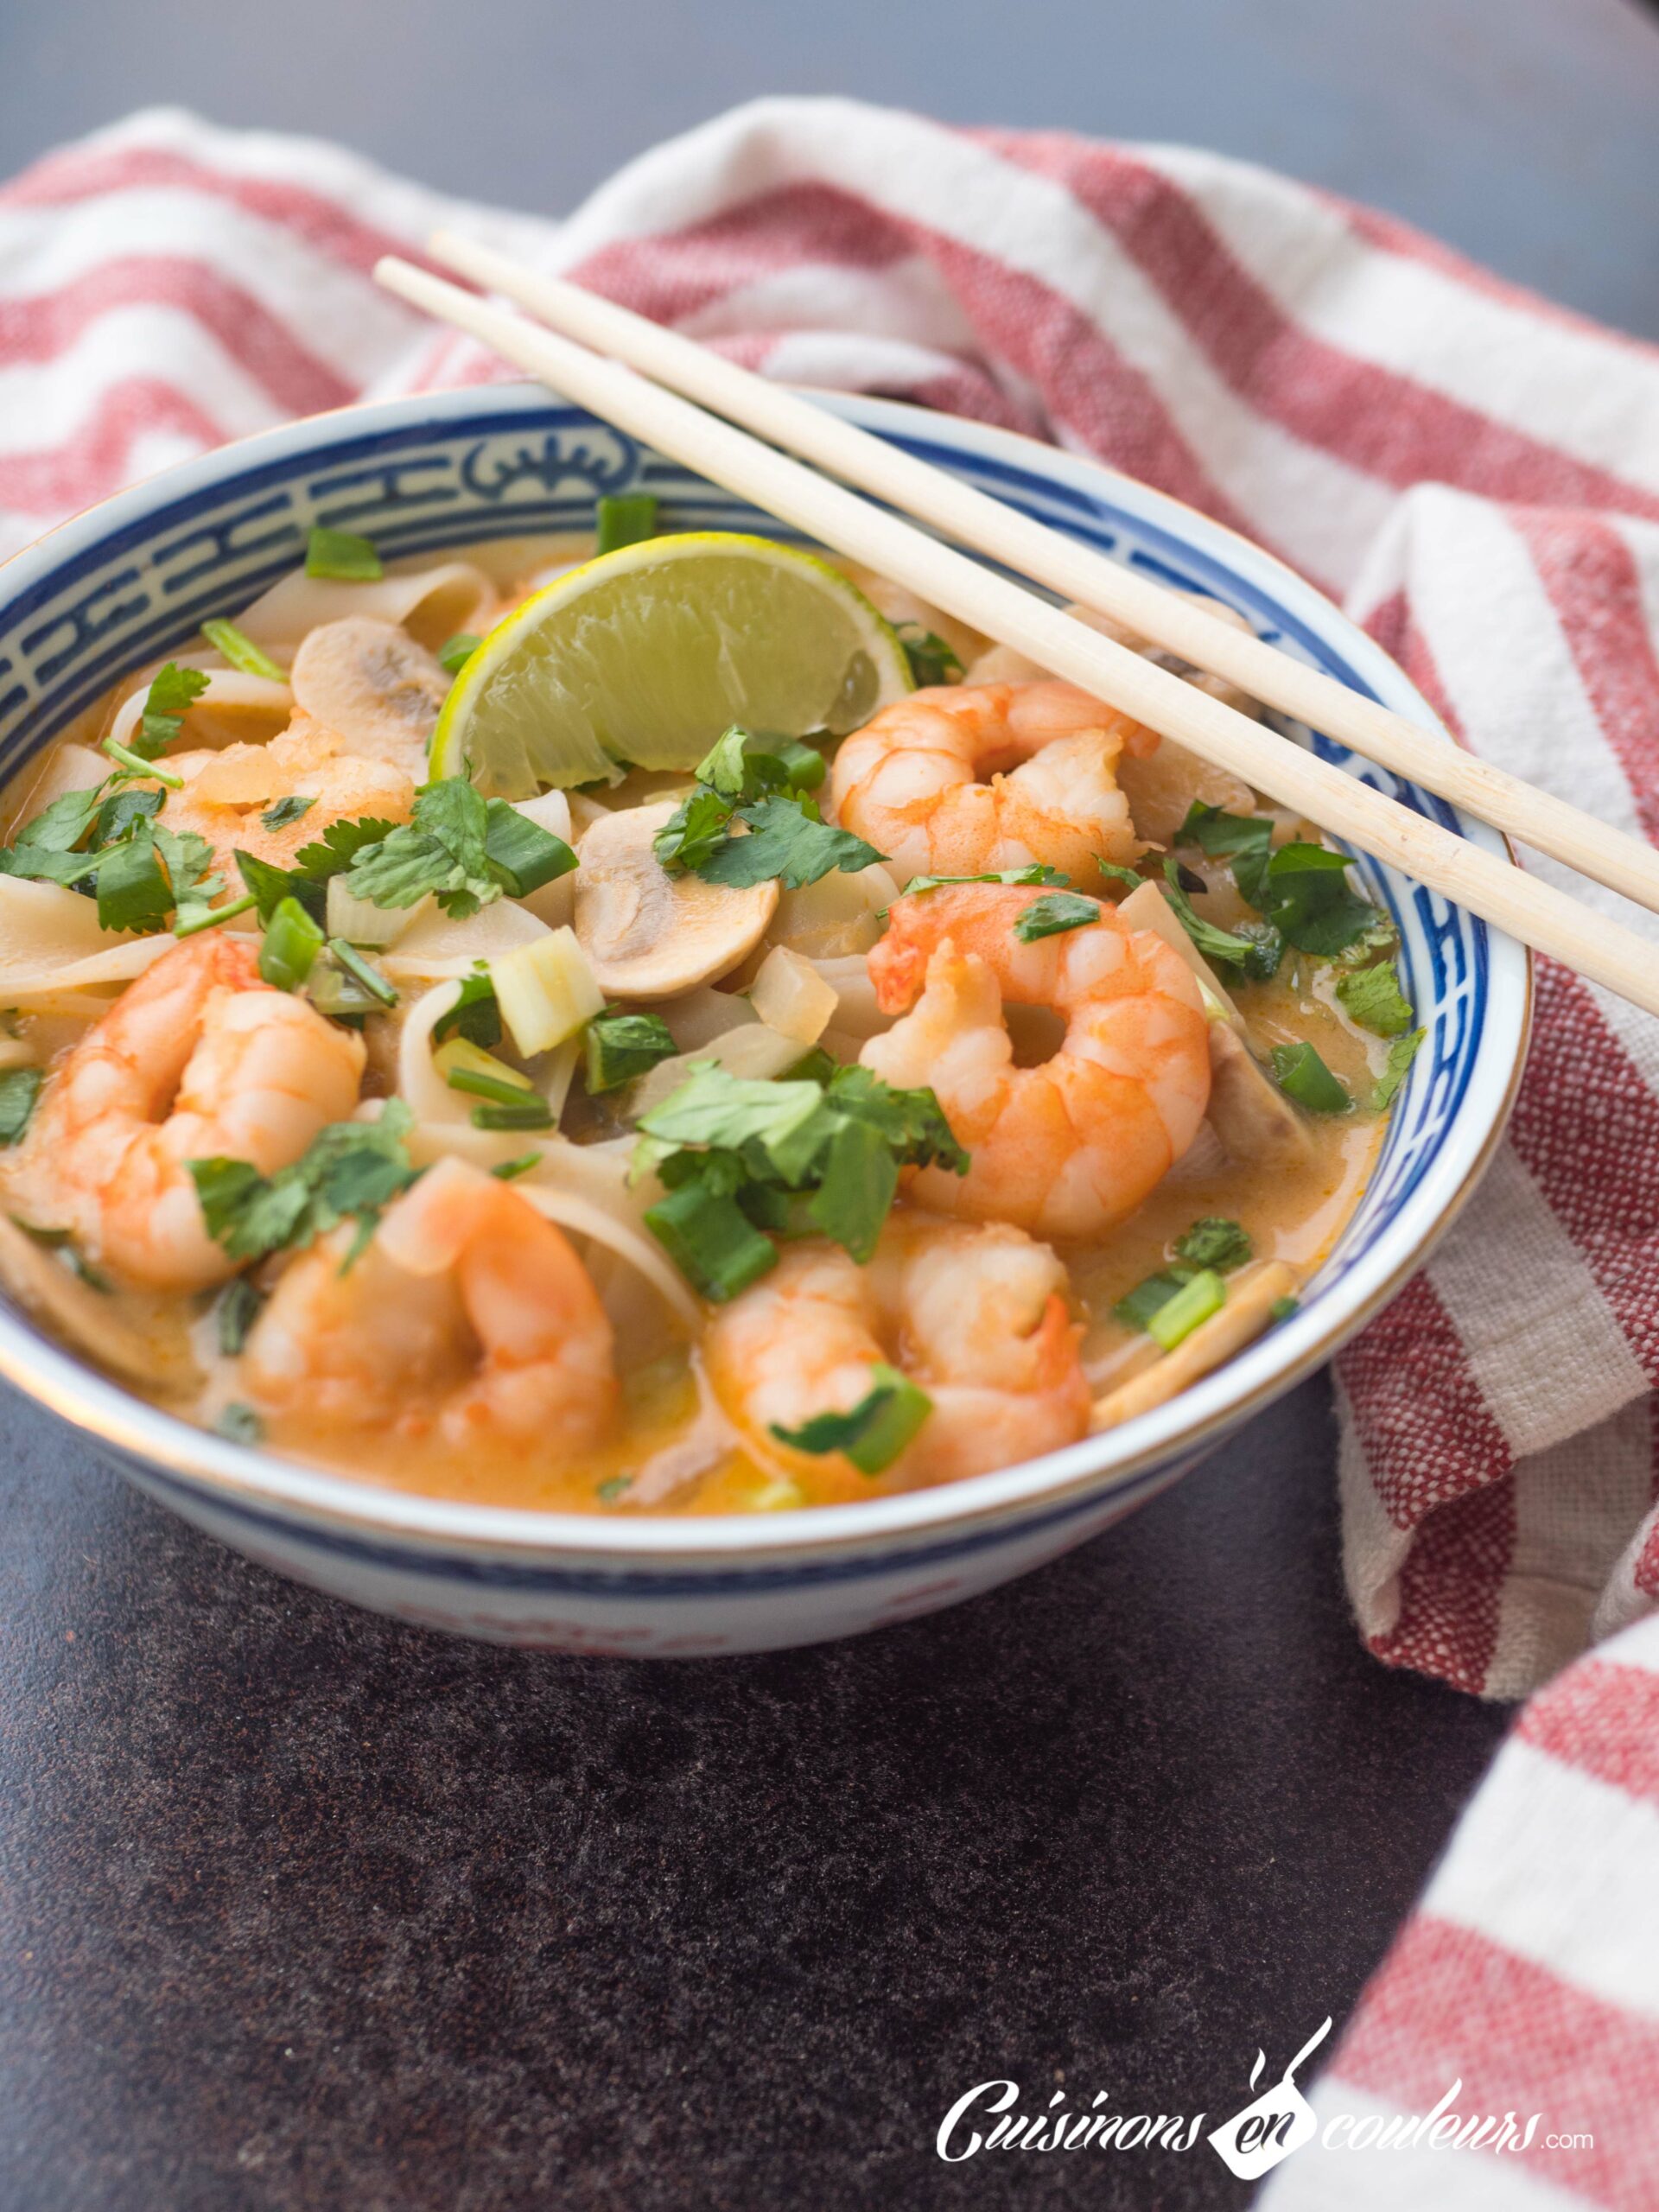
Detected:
left=2, top=1, right=1655, bottom=2205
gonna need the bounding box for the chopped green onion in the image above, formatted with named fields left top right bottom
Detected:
left=481, top=798, right=577, bottom=899
left=1173, top=1217, right=1253, bottom=1272
left=583, top=1007, right=677, bottom=1094
left=305, top=526, right=381, bottom=581
left=644, top=1176, right=778, bottom=1303
left=470, top=1098, right=555, bottom=1132
left=594, top=493, right=658, bottom=554
left=597, top=1473, right=633, bottom=1504
left=260, top=794, right=315, bottom=835
left=1270, top=1040, right=1351, bottom=1115
left=1269, top=1295, right=1300, bottom=1325
left=1114, top=1268, right=1194, bottom=1333
left=102, top=736, right=182, bottom=789
left=175, top=890, right=259, bottom=938
left=436, top=1037, right=542, bottom=1109
left=216, top=1277, right=264, bottom=1357
left=216, top=1402, right=265, bottom=1446
left=1147, top=1268, right=1226, bottom=1351
left=437, top=632, right=481, bottom=676
left=201, top=619, right=286, bottom=683
left=489, top=1152, right=543, bottom=1182
left=325, top=938, right=398, bottom=1008
left=1012, top=891, right=1101, bottom=944
left=0, top=1065, right=41, bottom=1146
left=434, top=966, right=501, bottom=1050
left=769, top=1362, right=934, bottom=1475
left=259, top=895, right=324, bottom=992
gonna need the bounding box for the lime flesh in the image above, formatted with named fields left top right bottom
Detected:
left=431, top=531, right=912, bottom=796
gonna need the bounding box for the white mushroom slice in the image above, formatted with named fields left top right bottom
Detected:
left=574, top=800, right=778, bottom=999
left=289, top=619, right=449, bottom=778
left=234, top=562, right=495, bottom=653
left=105, top=669, right=293, bottom=758
left=1207, top=1023, right=1313, bottom=1167
left=1091, top=1262, right=1300, bottom=1431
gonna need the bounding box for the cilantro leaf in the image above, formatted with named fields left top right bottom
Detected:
left=188, top=1101, right=418, bottom=1268
left=132, top=663, right=210, bottom=760
left=261, top=795, right=316, bottom=834
left=1336, top=961, right=1414, bottom=1038
left=894, top=624, right=964, bottom=689
left=1372, top=1027, right=1426, bottom=1111
left=654, top=787, right=735, bottom=874
left=904, top=864, right=1070, bottom=898
left=1176, top=802, right=1274, bottom=897
left=292, top=815, right=399, bottom=881
left=1173, top=1217, right=1253, bottom=1272
left=1159, top=858, right=1268, bottom=972
left=1012, top=891, right=1101, bottom=944
left=0, top=1066, right=41, bottom=1146
left=696, top=794, right=883, bottom=891
left=342, top=780, right=499, bottom=918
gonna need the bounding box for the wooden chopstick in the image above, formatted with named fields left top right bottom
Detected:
left=427, top=227, right=1659, bottom=926
left=373, top=253, right=1659, bottom=1021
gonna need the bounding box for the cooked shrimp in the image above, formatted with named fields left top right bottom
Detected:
left=6, top=935, right=364, bottom=1292
left=162, top=716, right=414, bottom=888
left=861, top=883, right=1211, bottom=1241
left=705, top=1212, right=1089, bottom=1487
left=828, top=679, right=1154, bottom=889
left=240, top=1155, right=616, bottom=1452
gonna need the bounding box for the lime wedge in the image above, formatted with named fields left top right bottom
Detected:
left=431, top=531, right=912, bottom=795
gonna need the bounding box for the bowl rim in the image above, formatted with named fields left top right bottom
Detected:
left=0, top=383, right=1532, bottom=1560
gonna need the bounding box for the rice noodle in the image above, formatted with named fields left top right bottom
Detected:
left=233, top=563, right=496, bottom=654
left=107, top=670, right=292, bottom=755
left=0, top=880, right=177, bottom=1007
left=515, top=1139, right=698, bottom=1332
left=382, top=899, right=548, bottom=985
left=629, top=1022, right=804, bottom=1118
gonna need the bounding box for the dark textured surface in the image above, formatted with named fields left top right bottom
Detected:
left=0, top=1374, right=1510, bottom=2211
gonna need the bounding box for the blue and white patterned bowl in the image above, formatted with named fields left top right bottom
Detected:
left=0, top=386, right=1529, bottom=1655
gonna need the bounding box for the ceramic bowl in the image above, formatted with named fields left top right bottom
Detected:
left=0, top=385, right=1529, bottom=1654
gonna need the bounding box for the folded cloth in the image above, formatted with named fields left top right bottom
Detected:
left=6, top=99, right=1659, bottom=1695
left=6, top=92, right=1659, bottom=2209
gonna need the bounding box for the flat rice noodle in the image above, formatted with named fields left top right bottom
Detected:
left=0, top=880, right=176, bottom=1006
left=233, top=563, right=496, bottom=654
left=6, top=744, right=106, bottom=833
left=515, top=1141, right=699, bottom=1332
left=107, top=670, right=292, bottom=755
left=382, top=899, right=549, bottom=984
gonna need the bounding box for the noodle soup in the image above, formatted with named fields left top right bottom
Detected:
left=0, top=517, right=1409, bottom=1515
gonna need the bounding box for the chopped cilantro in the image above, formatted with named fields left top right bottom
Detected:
left=696, top=793, right=882, bottom=892
left=654, top=736, right=884, bottom=893
left=260, top=795, right=315, bottom=835
left=0, top=1066, right=41, bottom=1146
left=584, top=1007, right=677, bottom=1094
left=894, top=623, right=964, bottom=689
left=434, top=965, right=502, bottom=1050
left=903, top=864, right=1069, bottom=898
left=1176, top=803, right=1384, bottom=961
left=1336, top=961, right=1414, bottom=1038
left=770, top=1362, right=933, bottom=1474
left=1371, top=1027, right=1426, bottom=1111
left=653, top=787, right=734, bottom=874
left=1012, top=891, right=1101, bottom=943
left=306, top=526, right=382, bottom=581
left=1159, top=858, right=1273, bottom=976
left=215, top=1277, right=264, bottom=1357
left=216, top=1403, right=264, bottom=1445
left=1174, top=1217, right=1253, bottom=1272
left=188, top=1100, right=418, bottom=1269
left=131, top=662, right=210, bottom=760
left=337, top=780, right=566, bottom=918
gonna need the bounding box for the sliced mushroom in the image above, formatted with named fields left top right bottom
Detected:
left=1091, top=1261, right=1300, bottom=1431
left=1207, top=1023, right=1313, bottom=1168
left=574, top=800, right=778, bottom=999
left=289, top=619, right=449, bottom=778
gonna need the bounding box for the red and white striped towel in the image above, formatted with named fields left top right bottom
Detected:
left=5, top=98, right=1659, bottom=2202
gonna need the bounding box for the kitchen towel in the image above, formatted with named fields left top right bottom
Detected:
left=3, top=95, right=1659, bottom=2204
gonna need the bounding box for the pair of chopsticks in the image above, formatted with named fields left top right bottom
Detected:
left=375, top=237, right=1659, bottom=1021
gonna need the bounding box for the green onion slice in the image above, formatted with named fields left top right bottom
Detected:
left=305, top=526, right=382, bottom=581
left=201, top=619, right=287, bottom=683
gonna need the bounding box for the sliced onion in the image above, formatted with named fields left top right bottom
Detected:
left=628, top=1022, right=804, bottom=1119
left=749, top=947, right=837, bottom=1046
left=382, top=899, right=547, bottom=984
left=232, top=562, right=496, bottom=653
left=515, top=1140, right=699, bottom=1331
